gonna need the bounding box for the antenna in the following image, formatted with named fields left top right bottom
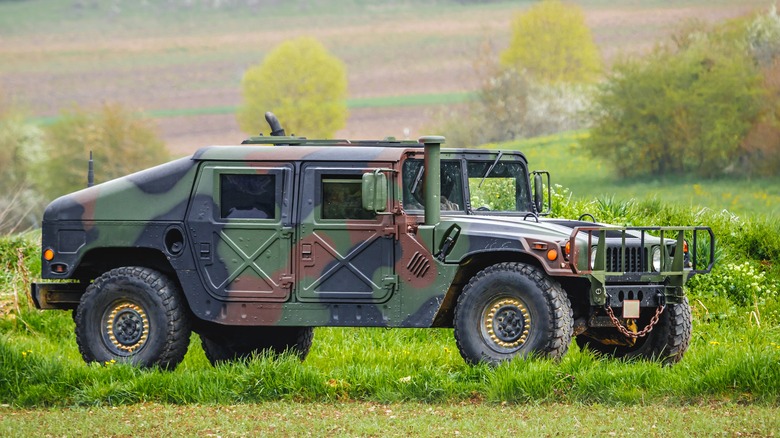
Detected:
left=87, top=151, right=94, bottom=188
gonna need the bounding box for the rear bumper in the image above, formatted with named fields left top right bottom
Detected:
left=31, top=282, right=88, bottom=310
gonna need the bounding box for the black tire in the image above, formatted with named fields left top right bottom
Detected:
left=576, top=297, right=692, bottom=364
left=200, top=326, right=314, bottom=366
left=454, top=262, right=573, bottom=365
left=74, top=267, right=191, bottom=370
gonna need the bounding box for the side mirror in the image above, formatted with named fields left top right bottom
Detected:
left=362, top=171, right=387, bottom=212
left=533, top=173, right=543, bottom=213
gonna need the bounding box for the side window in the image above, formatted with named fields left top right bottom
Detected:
left=220, top=174, right=277, bottom=219
left=321, top=176, right=374, bottom=220
left=402, top=159, right=464, bottom=211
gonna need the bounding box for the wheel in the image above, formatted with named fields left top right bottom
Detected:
left=200, top=326, right=314, bottom=366
left=576, top=297, right=692, bottom=364
left=454, top=262, right=573, bottom=365
left=74, top=267, right=191, bottom=370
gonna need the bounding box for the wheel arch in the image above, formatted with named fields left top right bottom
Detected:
left=431, top=250, right=546, bottom=327
left=70, top=247, right=187, bottom=309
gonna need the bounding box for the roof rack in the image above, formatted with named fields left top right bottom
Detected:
left=240, top=136, right=425, bottom=148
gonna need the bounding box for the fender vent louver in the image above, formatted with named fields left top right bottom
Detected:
left=406, top=252, right=431, bottom=278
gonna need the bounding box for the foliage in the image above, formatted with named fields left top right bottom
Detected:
left=0, top=97, right=45, bottom=234
left=688, top=261, right=778, bottom=307
left=585, top=8, right=780, bottom=179
left=36, top=104, right=169, bottom=200
left=432, top=41, right=593, bottom=148
left=236, top=37, right=348, bottom=138
left=585, top=40, right=763, bottom=178
left=500, top=0, right=602, bottom=84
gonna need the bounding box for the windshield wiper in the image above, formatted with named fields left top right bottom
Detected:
left=410, top=165, right=425, bottom=195
left=478, top=151, right=503, bottom=188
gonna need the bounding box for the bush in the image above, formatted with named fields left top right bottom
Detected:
left=688, top=261, right=778, bottom=307
left=586, top=7, right=780, bottom=179
left=431, top=42, right=593, bottom=148
left=236, top=37, right=348, bottom=138
left=0, top=97, right=46, bottom=234
left=585, top=40, right=763, bottom=178
left=36, top=104, right=169, bottom=200
left=500, top=0, right=602, bottom=84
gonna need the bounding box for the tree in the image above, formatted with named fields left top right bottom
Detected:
left=37, top=104, right=169, bottom=199
left=0, top=95, right=45, bottom=234
left=237, top=37, right=348, bottom=138
left=584, top=21, right=765, bottom=179
left=500, top=0, right=602, bottom=84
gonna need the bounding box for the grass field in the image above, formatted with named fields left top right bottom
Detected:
left=489, top=131, right=780, bottom=218
left=2, top=1, right=779, bottom=433
left=0, top=0, right=769, bottom=152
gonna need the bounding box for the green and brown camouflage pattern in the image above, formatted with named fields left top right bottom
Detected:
left=33, top=136, right=714, bottom=331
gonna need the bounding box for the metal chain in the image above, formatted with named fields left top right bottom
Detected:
left=604, top=304, right=665, bottom=339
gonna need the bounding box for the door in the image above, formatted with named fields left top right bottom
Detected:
left=187, top=164, right=294, bottom=302
left=296, top=164, right=396, bottom=303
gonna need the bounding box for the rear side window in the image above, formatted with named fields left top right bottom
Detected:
left=220, top=174, right=276, bottom=219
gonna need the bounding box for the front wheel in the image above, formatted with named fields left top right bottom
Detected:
left=577, top=297, right=692, bottom=364
left=454, top=262, right=573, bottom=365
left=74, top=267, right=191, bottom=370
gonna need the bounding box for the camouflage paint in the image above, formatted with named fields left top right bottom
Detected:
left=34, top=142, right=713, bottom=331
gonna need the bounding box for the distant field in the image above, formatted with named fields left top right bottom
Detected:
left=489, top=132, right=780, bottom=218
left=0, top=0, right=769, bottom=153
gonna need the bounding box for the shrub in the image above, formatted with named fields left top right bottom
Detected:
left=500, top=0, right=602, bottom=84
left=236, top=37, right=348, bottom=138
left=688, top=261, right=778, bottom=307
left=586, top=7, right=780, bottom=179
left=0, top=97, right=46, bottom=234
left=36, top=104, right=168, bottom=200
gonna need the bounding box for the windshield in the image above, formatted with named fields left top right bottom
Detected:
left=467, top=160, right=533, bottom=213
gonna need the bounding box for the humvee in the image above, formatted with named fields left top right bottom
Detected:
left=32, top=114, right=714, bottom=369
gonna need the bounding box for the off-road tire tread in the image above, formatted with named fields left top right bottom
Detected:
left=74, top=266, right=191, bottom=369
left=453, top=262, right=573, bottom=365
left=577, top=297, right=692, bottom=364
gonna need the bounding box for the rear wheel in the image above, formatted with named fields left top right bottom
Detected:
left=200, top=326, right=314, bottom=366
left=454, top=262, right=573, bottom=365
left=576, top=298, right=692, bottom=364
left=74, top=267, right=191, bottom=369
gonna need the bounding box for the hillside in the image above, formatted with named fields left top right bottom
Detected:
left=0, top=0, right=769, bottom=153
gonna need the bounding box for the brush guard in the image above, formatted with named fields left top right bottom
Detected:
left=568, top=226, right=714, bottom=307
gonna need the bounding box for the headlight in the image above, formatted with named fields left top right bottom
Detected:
left=651, top=246, right=662, bottom=271
left=590, top=247, right=598, bottom=269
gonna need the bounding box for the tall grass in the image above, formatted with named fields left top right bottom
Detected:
left=1, top=195, right=779, bottom=408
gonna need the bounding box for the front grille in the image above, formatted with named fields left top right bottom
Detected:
left=606, top=246, right=646, bottom=272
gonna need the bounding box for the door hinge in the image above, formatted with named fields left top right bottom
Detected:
left=382, top=275, right=398, bottom=292
left=383, top=225, right=398, bottom=239
left=280, top=274, right=295, bottom=289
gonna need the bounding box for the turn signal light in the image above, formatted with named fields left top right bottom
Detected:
left=43, top=248, right=54, bottom=261
left=547, top=249, right=558, bottom=261
left=683, top=239, right=689, bottom=253
left=565, top=241, right=571, bottom=256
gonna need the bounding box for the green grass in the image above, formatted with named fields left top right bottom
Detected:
left=487, top=131, right=780, bottom=218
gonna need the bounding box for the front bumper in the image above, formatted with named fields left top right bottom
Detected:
left=31, top=282, right=88, bottom=310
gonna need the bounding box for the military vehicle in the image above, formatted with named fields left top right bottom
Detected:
left=32, top=113, right=714, bottom=369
